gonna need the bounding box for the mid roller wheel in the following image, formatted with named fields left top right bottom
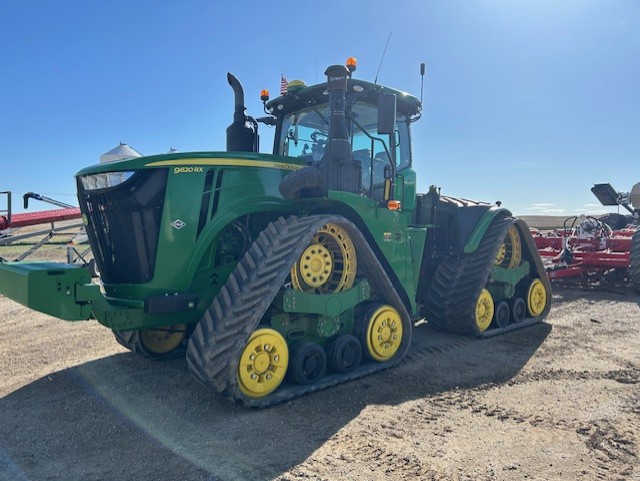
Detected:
left=510, top=297, right=526, bottom=323
left=327, top=334, right=362, bottom=373
left=289, top=343, right=327, bottom=385
left=494, top=301, right=510, bottom=329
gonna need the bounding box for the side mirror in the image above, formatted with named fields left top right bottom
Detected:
left=377, top=93, right=396, bottom=135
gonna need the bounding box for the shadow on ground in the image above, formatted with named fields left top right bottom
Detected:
left=0, top=321, right=551, bottom=481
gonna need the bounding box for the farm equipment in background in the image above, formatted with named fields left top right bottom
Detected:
left=0, top=191, right=82, bottom=234
left=591, top=182, right=640, bottom=229
left=532, top=182, right=640, bottom=290
left=0, top=191, right=94, bottom=271
left=0, top=59, right=552, bottom=406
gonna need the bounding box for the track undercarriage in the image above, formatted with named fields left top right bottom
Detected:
left=185, top=215, right=413, bottom=407
left=423, top=216, right=551, bottom=337
left=115, top=213, right=551, bottom=407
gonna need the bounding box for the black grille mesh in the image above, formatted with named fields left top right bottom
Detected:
left=77, top=169, right=168, bottom=284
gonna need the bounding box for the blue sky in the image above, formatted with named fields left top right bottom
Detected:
left=1, top=1, right=639, bottom=216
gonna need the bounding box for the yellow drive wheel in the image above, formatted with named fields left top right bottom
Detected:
left=238, top=328, right=289, bottom=398
left=495, top=225, right=522, bottom=269
left=475, top=289, right=494, bottom=333
left=139, top=324, right=187, bottom=354
left=362, top=305, right=403, bottom=362
left=291, top=223, right=357, bottom=294
left=527, top=278, right=547, bottom=317
left=296, top=244, right=333, bottom=288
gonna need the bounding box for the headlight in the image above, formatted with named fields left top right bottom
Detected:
left=79, top=171, right=135, bottom=191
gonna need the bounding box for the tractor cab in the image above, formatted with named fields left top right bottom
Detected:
left=261, top=62, right=421, bottom=202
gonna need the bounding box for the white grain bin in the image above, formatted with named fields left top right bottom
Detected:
left=100, top=142, right=142, bottom=163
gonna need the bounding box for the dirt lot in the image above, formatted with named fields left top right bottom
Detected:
left=0, top=282, right=638, bottom=481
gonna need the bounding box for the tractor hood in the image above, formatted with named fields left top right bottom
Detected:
left=75, top=151, right=307, bottom=177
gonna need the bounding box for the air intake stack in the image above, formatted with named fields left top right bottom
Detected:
left=320, top=65, right=361, bottom=193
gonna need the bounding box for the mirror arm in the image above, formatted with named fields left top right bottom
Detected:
left=256, top=116, right=277, bottom=126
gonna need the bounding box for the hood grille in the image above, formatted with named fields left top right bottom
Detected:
left=77, top=169, right=168, bottom=284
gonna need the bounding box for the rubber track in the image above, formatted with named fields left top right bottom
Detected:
left=629, top=229, right=640, bottom=292
left=423, top=216, right=551, bottom=336
left=185, top=215, right=413, bottom=408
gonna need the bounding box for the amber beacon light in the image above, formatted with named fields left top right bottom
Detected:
left=346, top=57, right=357, bottom=73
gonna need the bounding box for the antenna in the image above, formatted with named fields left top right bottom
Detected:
left=374, top=32, right=392, bottom=85
left=420, top=62, right=426, bottom=104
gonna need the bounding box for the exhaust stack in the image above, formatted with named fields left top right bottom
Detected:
left=226, top=73, right=258, bottom=152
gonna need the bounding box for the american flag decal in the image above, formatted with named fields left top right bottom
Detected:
left=280, top=74, right=288, bottom=95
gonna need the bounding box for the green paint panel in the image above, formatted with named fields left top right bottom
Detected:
left=270, top=310, right=355, bottom=345
left=328, top=190, right=422, bottom=314
left=464, top=208, right=508, bottom=254
left=282, top=280, right=371, bottom=317
left=487, top=262, right=531, bottom=300
left=91, top=297, right=144, bottom=330
left=0, top=262, right=98, bottom=320
left=489, top=261, right=531, bottom=286
left=408, top=227, right=428, bottom=289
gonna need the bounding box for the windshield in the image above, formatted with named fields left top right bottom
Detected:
left=278, top=102, right=411, bottom=170
left=279, top=105, right=331, bottom=162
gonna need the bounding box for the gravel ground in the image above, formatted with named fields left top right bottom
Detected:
left=0, top=284, right=638, bottom=481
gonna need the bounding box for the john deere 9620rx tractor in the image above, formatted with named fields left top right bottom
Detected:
left=0, top=59, right=551, bottom=406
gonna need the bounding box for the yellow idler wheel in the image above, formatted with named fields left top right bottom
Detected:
left=475, top=289, right=494, bottom=333
left=363, top=305, right=403, bottom=362
left=139, top=324, right=187, bottom=354
left=291, top=223, right=357, bottom=294
left=238, top=328, right=289, bottom=398
left=297, top=243, right=333, bottom=288
left=527, top=278, right=547, bottom=317
left=495, top=225, right=522, bottom=269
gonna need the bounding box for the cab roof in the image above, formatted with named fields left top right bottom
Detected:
left=265, top=79, right=422, bottom=119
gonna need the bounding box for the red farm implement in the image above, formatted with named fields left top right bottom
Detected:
left=0, top=191, right=94, bottom=273
left=532, top=183, right=640, bottom=289
left=0, top=191, right=81, bottom=232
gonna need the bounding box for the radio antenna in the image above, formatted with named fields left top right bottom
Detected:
left=374, top=32, right=392, bottom=85
left=420, top=62, right=426, bottom=104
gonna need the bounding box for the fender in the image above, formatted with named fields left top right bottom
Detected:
left=463, top=206, right=512, bottom=254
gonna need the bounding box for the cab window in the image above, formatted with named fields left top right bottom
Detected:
left=278, top=103, right=411, bottom=198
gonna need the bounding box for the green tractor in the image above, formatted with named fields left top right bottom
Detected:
left=0, top=59, right=551, bottom=406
